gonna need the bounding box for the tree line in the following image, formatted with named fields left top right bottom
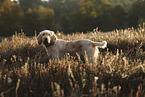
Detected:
left=0, top=0, right=145, bottom=36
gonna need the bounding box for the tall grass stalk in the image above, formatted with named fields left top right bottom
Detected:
left=0, top=26, right=145, bottom=96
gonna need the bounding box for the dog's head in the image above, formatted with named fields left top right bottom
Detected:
left=37, top=30, right=57, bottom=47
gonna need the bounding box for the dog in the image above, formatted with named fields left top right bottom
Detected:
left=37, top=30, right=107, bottom=63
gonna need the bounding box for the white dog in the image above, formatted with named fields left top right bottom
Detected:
left=37, top=30, right=107, bottom=63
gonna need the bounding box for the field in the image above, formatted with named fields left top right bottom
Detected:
left=0, top=26, right=145, bottom=97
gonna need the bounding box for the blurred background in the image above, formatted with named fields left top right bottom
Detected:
left=0, top=0, right=145, bottom=36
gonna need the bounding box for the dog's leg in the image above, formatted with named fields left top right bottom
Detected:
left=43, top=45, right=52, bottom=57
left=85, top=47, right=99, bottom=68
left=51, top=50, right=59, bottom=59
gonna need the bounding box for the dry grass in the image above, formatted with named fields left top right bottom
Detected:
left=0, top=25, right=145, bottom=97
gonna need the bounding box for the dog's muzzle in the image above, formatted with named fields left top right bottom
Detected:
left=43, top=37, right=52, bottom=47
left=43, top=38, right=48, bottom=45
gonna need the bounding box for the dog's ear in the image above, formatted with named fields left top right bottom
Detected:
left=37, top=34, right=42, bottom=45
left=50, top=34, right=57, bottom=45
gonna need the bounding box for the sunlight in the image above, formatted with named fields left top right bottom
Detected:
left=10, top=0, right=49, bottom=1
left=11, top=0, right=18, bottom=1
left=42, top=0, right=49, bottom=1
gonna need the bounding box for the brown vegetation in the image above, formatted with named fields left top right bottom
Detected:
left=0, top=26, right=145, bottom=97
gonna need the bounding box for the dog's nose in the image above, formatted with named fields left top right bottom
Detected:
left=43, top=38, right=48, bottom=45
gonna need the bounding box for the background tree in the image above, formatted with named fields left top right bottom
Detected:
left=67, top=0, right=108, bottom=32
left=69, top=0, right=109, bottom=32
left=0, top=0, right=24, bottom=36
left=43, top=0, right=79, bottom=30
left=60, top=13, right=72, bottom=33
left=98, top=5, right=128, bottom=31
left=19, top=0, right=43, bottom=11
left=0, top=0, right=141, bottom=36
left=129, top=0, right=145, bottom=28
left=108, top=0, right=137, bottom=10
left=0, top=0, right=5, bottom=5
left=22, top=6, right=56, bottom=35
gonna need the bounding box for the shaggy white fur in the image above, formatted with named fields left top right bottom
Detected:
left=37, top=30, right=107, bottom=63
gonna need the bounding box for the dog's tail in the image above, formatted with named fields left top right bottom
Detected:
left=92, top=41, right=107, bottom=48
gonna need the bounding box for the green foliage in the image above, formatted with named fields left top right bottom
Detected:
left=108, top=0, right=137, bottom=9
left=99, top=5, right=128, bottom=31
left=0, top=0, right=5, bottom=5
left=45, top=0, right=80, bottom=28
left=68, top=0, right=127, bottom=32
left=0, top=26, right=145, bottom=96
left=0, top=0, right=24, bottom=36
left=0, top=0, right=144, bottom=36
left=60, top=14, right=72, bottom=33
left=0, top=0, right=56, bottom=36
left=129, top=0, right=145, bottom=28
left=79, top=0, right=111, bottom=18
left=22, top=6, right=55, bottom=35
left=19, top=0, right=43, bottom=11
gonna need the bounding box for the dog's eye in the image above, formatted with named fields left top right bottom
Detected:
left=42, top=33, right=50, bottom=36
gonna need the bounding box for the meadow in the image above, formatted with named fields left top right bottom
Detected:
left=0, top=26, right=145, bottom=97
